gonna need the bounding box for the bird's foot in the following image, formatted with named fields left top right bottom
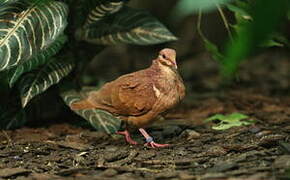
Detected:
left=116, top=130, right=138, bottom=145
left=139, top=128, right=169, bottom=148
left=145, top=141, right=170, bottom=148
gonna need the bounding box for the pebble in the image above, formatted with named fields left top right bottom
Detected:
left=162, top=125, right=182, bottom=138
left=248, top=126, right=262, bottom=133
left=100, top=168, right=118, bottom=177
left=179, top=129, right=201, bottom=140
left=256, top=130, right=272, bottom=138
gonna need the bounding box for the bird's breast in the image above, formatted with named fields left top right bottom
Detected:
left=154, top=74, right=183, bottom=111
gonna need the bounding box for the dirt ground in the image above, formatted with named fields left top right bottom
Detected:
left=1, top=50, right=290, bottom=180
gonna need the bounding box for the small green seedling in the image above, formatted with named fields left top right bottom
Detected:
left=205, top=113, right=255, bottom=130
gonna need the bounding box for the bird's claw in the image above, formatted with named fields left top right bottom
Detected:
left=144, top=141, right=170, bottom=148
left=116, top=131, right=138, bottom=145
left=126, top=137, right=138, bottom=145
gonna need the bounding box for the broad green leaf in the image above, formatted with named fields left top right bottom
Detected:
left=6, top=35, right=67, bottom=87
left=205, top=113, right=255, bottom=130
left=172, top=0, right=232, bottom=20
left=60, top=87, right=121, bottom=134
left=18, top=58, right=74, bottom=107
left=76, top=7, right=177, bottom=45
left=0, top=0, right=17, bottom=6
left=0, top=0, right=68, bottom=71
left=63, top=0, right=125, bottom=29
left=84, top=0, right=126, bottom=27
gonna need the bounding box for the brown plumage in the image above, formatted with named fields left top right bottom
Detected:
left=71, top=48, right=185, bottom=148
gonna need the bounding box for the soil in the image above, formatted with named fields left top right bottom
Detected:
left=1, top=50, right=290, bottom=180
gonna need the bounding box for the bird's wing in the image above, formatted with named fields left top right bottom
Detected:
left=86, top=71, right=159, bottom=116
left=117, top=74, right=158, bottom=116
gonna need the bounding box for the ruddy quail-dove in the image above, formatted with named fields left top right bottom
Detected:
left=71, top=48, right=185, bottom=148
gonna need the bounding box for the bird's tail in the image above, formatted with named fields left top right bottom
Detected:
left=70, top=99, right=95, bottom=110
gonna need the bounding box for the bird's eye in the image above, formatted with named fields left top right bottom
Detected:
left=162, top=54, right=166, bottom=59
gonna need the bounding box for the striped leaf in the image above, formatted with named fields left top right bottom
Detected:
left=76, top=7, right=177, bottom=45
left=7, top=35, right=67, bottom=87
left=0, top=0, right=16, bottom=6
left=60, top=87, right=121, bottom=134
left=84, top=0, right=126, bottom=27
left=0, top=0, right=68, bottom=71
left=18, top=58, right=74, bottom=108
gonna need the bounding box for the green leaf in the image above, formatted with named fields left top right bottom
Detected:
left=60, top=87, right=121, bottom=134
left=0, top=0, right=68, bottom=71
left=0, top=0, right=17, bottom=6
left=260, top=32, right=290, bottom=48
left=205, top=113, right=255, bottom=130
left=83, top=0, right=126, bottom=27
left=64, top=0, right=126, bottom=29
left=221, top=0, right=290, bottom=79
left=172, top=0, right=232, bottom=20
left=6, top=35, right=67, bottom=87
left=204, top=39, right=224, bottom=63
left=76, top=7, right=177, bottom=45
left=226, top=3, right=252, bottom=22
left=18, top=58, right=74, bottom=108
left=198, top=32, right=224, bottom=63
left=197, top=13, right=224, bottom=63
left=226, top=1, right=252, bottom=34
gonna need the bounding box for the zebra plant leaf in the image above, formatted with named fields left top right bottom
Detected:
left=18, top=58, right=74, bottom=108
left=0, top=0, right=68, bottom=71
left=60, top=87, right=121, bottom=134
left=0, top=0, right=15, bottom=6
left=7, top=35, right=67, bottom=87
left=76, top=7, right=177, bottom=45
left=83, top=0, right=126, bottom=27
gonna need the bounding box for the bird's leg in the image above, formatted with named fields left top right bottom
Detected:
left=116, top=130, right=138, bottom=145
left=139, top=128, right=169, bottom=148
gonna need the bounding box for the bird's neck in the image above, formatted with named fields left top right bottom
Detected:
left=151, top=59, right=177, bottom=76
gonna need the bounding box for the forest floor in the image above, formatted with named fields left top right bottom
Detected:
left=0, top=50, right=290, bottom=180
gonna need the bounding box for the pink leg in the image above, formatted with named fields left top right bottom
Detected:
left=139, top=128, right=169, bottom=148
left=116, top=130, right=138, bottom=145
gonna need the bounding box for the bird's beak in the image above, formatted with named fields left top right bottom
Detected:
left=172, top=57, right=177, bottom=69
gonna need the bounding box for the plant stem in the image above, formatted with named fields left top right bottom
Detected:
left=216, top=3, right=233, bottom=42
left=197, top=10, right=203, bottom=38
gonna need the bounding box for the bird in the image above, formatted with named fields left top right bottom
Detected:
left=70, top=48, right=185, bottom=148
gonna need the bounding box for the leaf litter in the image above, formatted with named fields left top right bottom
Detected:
left=0, top=51, right=290, bottom=179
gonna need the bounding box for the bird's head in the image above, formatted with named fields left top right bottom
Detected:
left=157, top=48, right=177, bottom=69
